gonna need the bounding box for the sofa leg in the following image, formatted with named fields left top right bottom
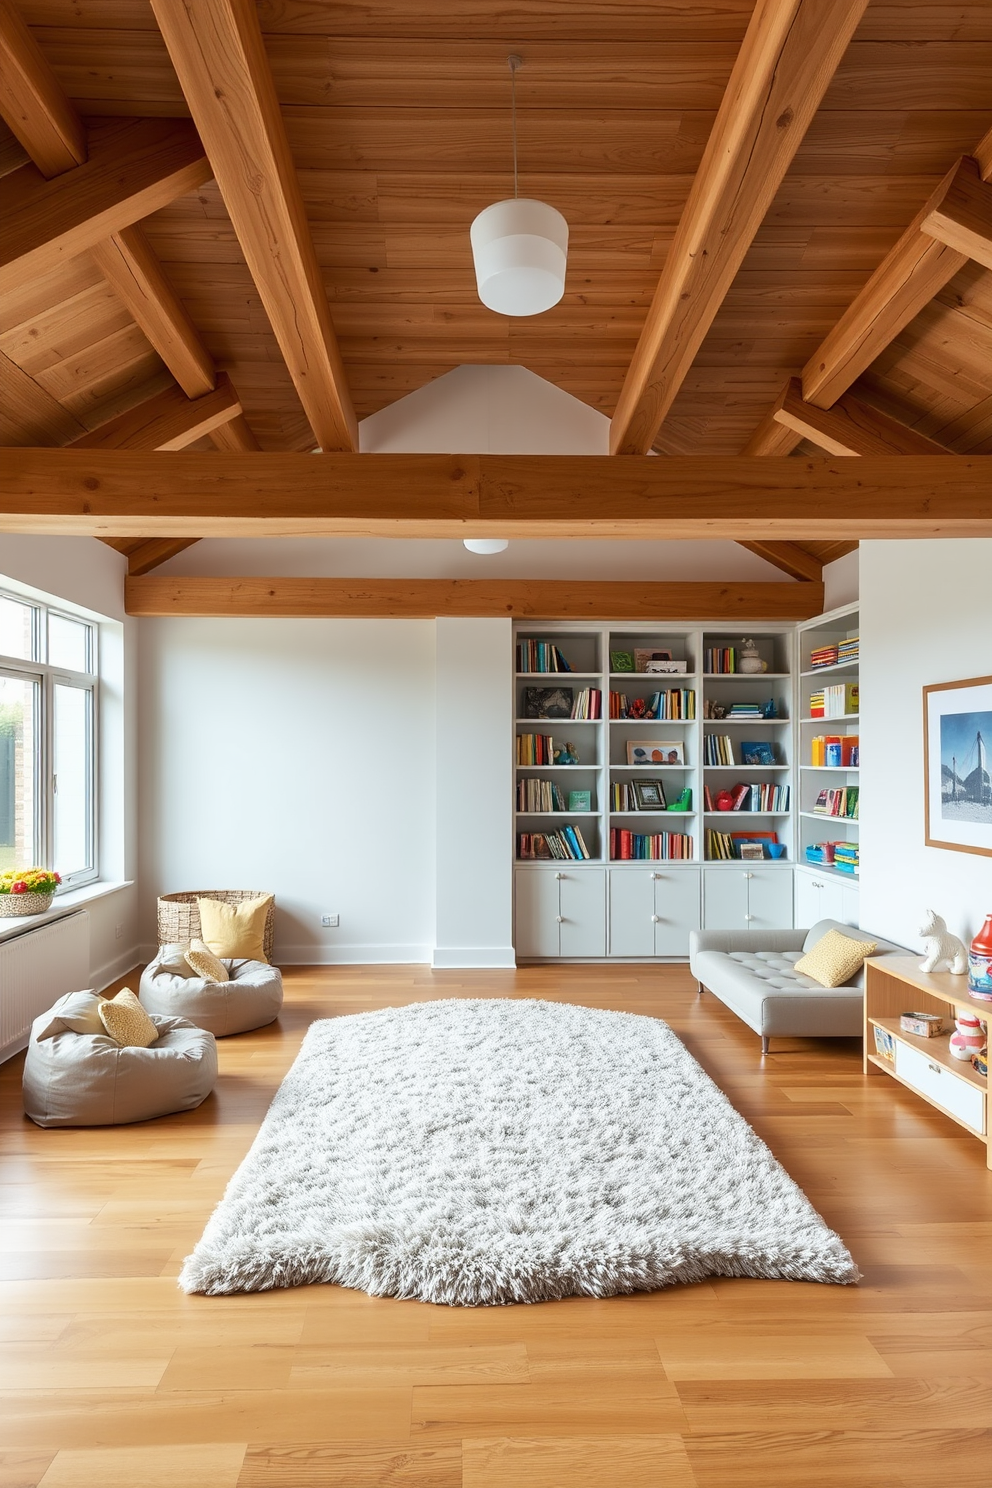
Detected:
left=761, top=1036, right=770, bottom=1055
left=696, top=981, right=704, bottom=996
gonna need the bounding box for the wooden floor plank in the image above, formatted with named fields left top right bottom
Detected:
left=1, top=961, right=990, bottom=1486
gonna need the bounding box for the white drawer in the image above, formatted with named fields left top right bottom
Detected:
left=894, top=1040, right=986, bottom=1135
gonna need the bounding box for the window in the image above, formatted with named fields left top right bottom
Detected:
left=0, top=592, right=97, bottom=888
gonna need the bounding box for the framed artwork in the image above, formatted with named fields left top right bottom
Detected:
left=524, top=686, right=573, bottom=719
left=611, top=651, right=634, bottom=672
left=567, top=790, right=592, bottom=812
left=924, top=675, right=992, bottom=858
left=626, top=740, right=685, bottom=767
left=631, top=778, right=667, bottom=810
left=740, top=741, right=775, bottom=765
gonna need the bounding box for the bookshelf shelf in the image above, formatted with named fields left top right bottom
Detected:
left=514, top=717, right=600, bottom=725
left=515, top=810, right=598, bottom=817
left=516, top=671, right=601, bottom=679
left=800, top=765, right=859, bottom=773
left=703, top=764, right=790, bottom=772
left=800, top=712, right=858, bottom=723
left=800, top=661, right=859, bottom=678
left=704, top=810, right=791, bottom=818
left=703, top=672, right=790, bottom=680
left=799, top=810, right=860, bottom=823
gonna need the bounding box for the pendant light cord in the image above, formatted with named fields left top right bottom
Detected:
left=508, top=54, right=521, bottom=199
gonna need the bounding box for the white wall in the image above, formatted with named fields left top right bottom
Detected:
left=138, top=617, right=438, bottom=962
left=0, top=537, right=139, bottom=988
left=860, top=539, right=992, bottom=950
left=823, top=550, right=859, bottom=610
left=434, top=619, right=514, bottom=967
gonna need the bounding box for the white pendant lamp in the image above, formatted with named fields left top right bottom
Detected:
left=463, top=538, right=509, bottom=554
left=470, top=56, right=568, bottom=317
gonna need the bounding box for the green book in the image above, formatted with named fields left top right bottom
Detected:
left=568, top=790, right=592, bottom=812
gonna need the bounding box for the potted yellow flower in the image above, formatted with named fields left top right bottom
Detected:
left=0, top=868, right=61, bottom=917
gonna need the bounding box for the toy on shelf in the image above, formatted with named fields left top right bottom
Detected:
left=918, top=909, right=968, bottom=976
left=668, top=787, right=692, bottom=813
left=968, top=914, right=992, bottom=1000
left=948, top=1009, right=986, bottom=1061
left=554, top=742, right=579, bottom=765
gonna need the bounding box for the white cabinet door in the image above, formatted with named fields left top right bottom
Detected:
left=514, top=869, right=561, bottom=958
left=703, top=870, right=749, bottom=929
left=841, top=880, right=860, bottom=927
left=608, top=871, right=655, bottom=958
left=747, top=869, right=793, bottom=930
left=559, top=870, right=607, bottom=958
left=653, top=870, right=701, bottom=956
left=794, top=869, right=822, bottom=928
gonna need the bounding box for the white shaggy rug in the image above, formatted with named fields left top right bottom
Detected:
left=180, top=999, right=858, bottom=1303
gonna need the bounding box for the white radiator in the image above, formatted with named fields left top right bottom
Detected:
left=0, top=910, right=90, bottom=1061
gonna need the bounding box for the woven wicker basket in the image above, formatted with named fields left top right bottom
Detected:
left=0, top=891, right=54, bottom=918
left=157, top=890, right=275, bottom=962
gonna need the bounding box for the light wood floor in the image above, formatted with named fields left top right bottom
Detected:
left=1, top=963, right=990, bottom=1488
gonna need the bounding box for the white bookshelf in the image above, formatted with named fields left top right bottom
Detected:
left=795, top=602, right=860, bottom=897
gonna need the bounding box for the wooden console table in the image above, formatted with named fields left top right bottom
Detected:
left=864, top=955, right=989, bottom=1168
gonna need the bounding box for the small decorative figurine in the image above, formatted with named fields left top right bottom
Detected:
left=716, top=789, right=734, bottom=812
left=918, top=909, right=969, bottom=975
left=738, top=639, right=768, bottom=675
left=711, top=701, right=727, bottom=719
left=763, top=697, right=777, bottom=718
left=627, top=697, right=648, bottom=719
left=667, top=786, right=692, bottom=813
left=968, top=913, right=992, bottom=1000
left=949, top=1009, right=986, bottom=1061
left=554, top=742, right=579, bottom=765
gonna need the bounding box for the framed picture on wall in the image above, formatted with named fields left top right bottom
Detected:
left=923, top=674, right=992, bottom=858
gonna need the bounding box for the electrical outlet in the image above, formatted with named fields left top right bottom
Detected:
left=115, top=923, right=124, bottom=940
left=321, top=914, right=339, bottom=928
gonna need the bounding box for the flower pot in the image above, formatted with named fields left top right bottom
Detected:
left=0, top=891, right=54, bottom=918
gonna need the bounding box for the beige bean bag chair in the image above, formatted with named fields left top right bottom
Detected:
left=23, top=990, right=217, bottom=1128
left=139, top=944, right=283, bottom=1037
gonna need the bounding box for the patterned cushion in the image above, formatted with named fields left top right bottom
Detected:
left=184, top=938, right=229, bottom=984
left=794, top=929, right=877, bottom=988
left=35, top=990, right=103, bottom=1040
left=98, top=988, right=159, bottom=1048
left=198, top=895, right=272, bottom=963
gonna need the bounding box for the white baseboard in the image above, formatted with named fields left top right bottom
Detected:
left=93, top=945, right=143, bottom=991
left=272, top=943, right=432, bottom=965
left=431, top=946, right=517, bottom=969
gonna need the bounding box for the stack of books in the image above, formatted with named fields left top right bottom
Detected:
left=809, top=684, right=858, bottom=719
left=518, top=826, right=591, bottom=860
left=730, top=782, right=789, bottom=812
left=705, top=829, right=737, bottom=860
left=610, top=829, right=692, bottom=860
left=609, top=689, right=695, bottom=720
left=728, top=702, right=762, bottom=719
left=812, top=786, right=859, bottom=818
left=833, top=841, right=859, bottom=874
left=837, top=635, right=859, bottom=665
left=704, top=646, right=738, bottom=673
left=516, top=733, right=556, bottom=765
left=516, top=778, right=567, bottom=812
left=810, top=643, right=839, bottom=669
left=516, top=640, right=573, bottom=673
left=704, top=734, right=735, bottom=765
left=570, top=688, right=602, bottom=719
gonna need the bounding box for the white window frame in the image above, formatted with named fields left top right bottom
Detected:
left=0, top=593, right=98, bottom=889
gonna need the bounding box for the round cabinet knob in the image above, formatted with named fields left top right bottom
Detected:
left=556, top=915, right=564, bottom=923
left=555, top=872, right=564, bottom=880
left=651, top=915, right=661, bottom=923
left=745, top=913, right=754, bottom=921
left=651, top=873, right=661, bottom=880
left=744, top=872, right=754, bottom=880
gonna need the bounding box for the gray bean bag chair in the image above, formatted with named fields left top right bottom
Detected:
left=23, top=991, right=217, bottom=1128
left=139, top=944, right=283, bottom=1037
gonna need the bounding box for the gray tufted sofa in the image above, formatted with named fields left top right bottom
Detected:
left=689, top=918, right=907, bottom=1054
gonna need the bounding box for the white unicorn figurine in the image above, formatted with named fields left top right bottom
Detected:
left=919, top=909, right=968, bottom=976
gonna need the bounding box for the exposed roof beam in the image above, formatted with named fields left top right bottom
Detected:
left=0, top=117, right=211, bottom=298
left=609, top=0, right=870, bottom=455
left=90, top=225, right=215, bottom=400
left=69, top=374, right=247, bottom=452
left=0, top=0, right=86, bottom=177
left=207, top=412, right=260, bottom=452
left=745, top=377, right=951, bottom=458
left=920, top=154, right=992, bottom=272
left=736, top=541, right=822, bottom=583
left=125, top=577, right=825, bottom=622
left=149, top=0, right=357, bottom=452
left=109, top=539, right=201, bottom=576
left=2, top=452, right=989, bottom=541
left=0, top=344, right=85, bottom=445
left=976, top=123, right=992, bottom=182
left=801, top=157, right=978, bottom=409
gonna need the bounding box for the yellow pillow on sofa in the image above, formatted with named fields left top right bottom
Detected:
left=794, top=929, right=877, bottom=988
left=198, top=895, right=272, bottom=963
left=184, top=938, right=229, bottom=983
left=98, top=988, right=159, bottom=1048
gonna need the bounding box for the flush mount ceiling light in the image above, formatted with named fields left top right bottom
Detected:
left=463, top=538, right=509, bottom=554
left=470, top=56, right=568, bottom=317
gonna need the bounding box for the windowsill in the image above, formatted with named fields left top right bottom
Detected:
left=0, top=880, right=133, bottom=942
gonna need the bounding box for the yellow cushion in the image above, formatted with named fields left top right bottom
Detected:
left=184, top=938, right=229, bottom=983
left=98, top=988, right=159, bottom=1048
left=794, top=929, right=877, bottom=988
left=198, top=895, right=272, bottom=963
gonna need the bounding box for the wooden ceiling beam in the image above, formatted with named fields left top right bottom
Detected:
left=90, top=225, right=215, bottom=400
left=207, top=412, right=260, bottom=452
left=920, top=154, right=992, bottom=273
left=122, top=540, right=201, bottom=576
left=609, top=0, right=870, bottom=455
left=124, top=576, right=825, bottom=622
left=68, top=373, right=246, bottom=452
left=0, top=0, right=86, bottom=177
left=0, top=117, right=211, bottom=298
left=2, top=451, right=989, bottom=541
left=736, top=541, right=822, bottom=583
left=149, top=0, right=357, bottom=452
left=751, top=376, right=951, bottom=458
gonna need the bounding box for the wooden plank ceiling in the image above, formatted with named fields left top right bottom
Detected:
left=2, top=1, right=992, bottom=581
